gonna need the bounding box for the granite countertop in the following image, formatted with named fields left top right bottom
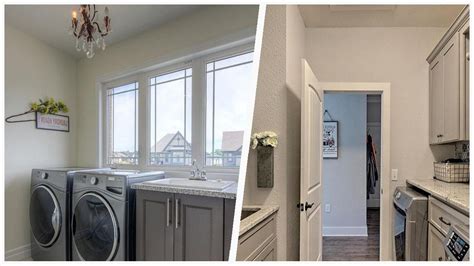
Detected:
left=239, top=205, right=279, bottom=236
left=406, top=178, right=469, bottom=215
left=131, top=181, right=237, bottom=199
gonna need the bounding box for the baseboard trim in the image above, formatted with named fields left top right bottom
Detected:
left=323, top=226, right=368, bottom=237
left=5, top=243, right=31, bottom=261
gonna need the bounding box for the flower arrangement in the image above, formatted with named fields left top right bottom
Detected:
left=30, top=97, right=69, bottom=114
left=251, top=131, right=278, bottom=149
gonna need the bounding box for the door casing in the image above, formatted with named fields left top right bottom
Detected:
left=319, top=82, right=391, bottom=261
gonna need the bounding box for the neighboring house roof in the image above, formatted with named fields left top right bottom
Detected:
left=221, top=131, right=244, bottom=152
left=151, top=131, right=190, bottom=152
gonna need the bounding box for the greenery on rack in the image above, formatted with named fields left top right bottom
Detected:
left=30, top=97, right=69, bottom=114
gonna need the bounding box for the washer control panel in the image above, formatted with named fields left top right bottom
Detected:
left=444, top=225, right=470, bottom=261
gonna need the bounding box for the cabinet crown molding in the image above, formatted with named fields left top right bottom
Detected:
left=427, top=5, right=469, bottom=63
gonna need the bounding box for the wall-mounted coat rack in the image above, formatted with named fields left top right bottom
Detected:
left=5, top=97, right=70, bottom=132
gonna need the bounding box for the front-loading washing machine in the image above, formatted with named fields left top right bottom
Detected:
left=71, top=170, right=165, bottom=261
left=29, top=167, right=109, bottom=261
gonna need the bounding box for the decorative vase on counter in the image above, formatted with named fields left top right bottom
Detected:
left=257, top=145, right=274, bottom=188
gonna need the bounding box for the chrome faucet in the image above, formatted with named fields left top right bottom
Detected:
left=189, top=159, right=207, bottom=181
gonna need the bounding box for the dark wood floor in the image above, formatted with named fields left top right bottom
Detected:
left=322, top=208, right=380, bottom=261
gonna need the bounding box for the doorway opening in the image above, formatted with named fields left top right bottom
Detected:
left=321, top=93, right=381, bottom=261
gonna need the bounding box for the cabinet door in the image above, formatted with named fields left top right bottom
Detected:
left=223, top=199, right=236, bottom=260
left=136, top=190, right=174, bottom=261
left=429, top=53, right=444, bottom=144
left=254, top=237, right=277, bottom=261
left=428, top=224, right=446, bottom=261
left=174, top=194, right=224, bottom=261
left=442, top=32, right=461, bottom=142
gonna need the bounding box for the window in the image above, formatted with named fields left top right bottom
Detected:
left=205, top=52, right=254, bottom=167
left=105, top=82, right=138, bottom=165
left=102, top=45, right=254, bottom=169
left=149, top=68, right=192, bottom=166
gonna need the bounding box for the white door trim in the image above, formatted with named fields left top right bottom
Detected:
left=320, top=82, right=391, bottom=261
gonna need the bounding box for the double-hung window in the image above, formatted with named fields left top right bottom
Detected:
left=102, top=45, right=254, bottom=170
left=149, top=68, right=192, bottom=166
left=105, top=82, right=139, bottom=165
left=205, top=52, right=254, bottom=167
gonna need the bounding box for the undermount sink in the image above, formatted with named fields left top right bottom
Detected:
left=144, top=178, right=234, bottom=191
left=240, top=208, right=261, bottom=220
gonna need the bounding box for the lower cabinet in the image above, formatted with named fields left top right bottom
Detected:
left=135, top=190, right=234, bottom=261
left=237, top=212, right=277, bottom=261
left=428, top=224, right=447, bottom=261
left=427, top=196, right=469, bottom=261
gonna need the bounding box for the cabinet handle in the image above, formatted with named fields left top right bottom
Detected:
left=175, top=198, right=180, bottom=229
left=439, top=216, right=451, bottom=226
left=166, top=198, right=171, bottom=227
left=438, top=256, right=443, bottom=261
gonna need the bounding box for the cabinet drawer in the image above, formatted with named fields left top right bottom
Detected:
left=253, top=237, right=276, bottom=261
left=428, top=224, right=447, bottom=261
left=237, top=214, right=276, bottom=261
left=428, top=196, right=469, bottom=235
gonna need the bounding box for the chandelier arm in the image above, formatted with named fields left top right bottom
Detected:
left=93, top=21, right=104, bottom=34
left=91, top=5, right=97, bottom=22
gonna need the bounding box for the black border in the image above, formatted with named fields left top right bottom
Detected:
left=35, top=112, right=70, bottom=132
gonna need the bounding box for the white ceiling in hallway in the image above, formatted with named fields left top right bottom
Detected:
left=299, top=5, right=465, bottom=28
left=5, top=5, right=202, bottom=58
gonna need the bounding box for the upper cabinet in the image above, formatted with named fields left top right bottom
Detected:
left=427, top=6, right=470, bottom=144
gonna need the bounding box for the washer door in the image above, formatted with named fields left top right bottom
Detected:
left=72, top=193, right=118, bottom=261
left=29, top=185, right=62, bottom=247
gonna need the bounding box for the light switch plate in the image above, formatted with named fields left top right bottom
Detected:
left=325, top=204, right=331, bottom=213
left=391, top=169, right=398, bottom=181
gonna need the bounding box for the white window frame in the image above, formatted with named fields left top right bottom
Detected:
left=100, top=42, right=254, bottom=174
left=101, top=75, right=140, bottom=169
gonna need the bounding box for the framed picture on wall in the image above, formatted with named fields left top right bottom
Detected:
left=323, top=121, right=338, bottom=158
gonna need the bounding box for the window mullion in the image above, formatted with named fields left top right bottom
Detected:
left=137, top=73, right=148, bottom=169
left=191, top=59, right=205, bottom=166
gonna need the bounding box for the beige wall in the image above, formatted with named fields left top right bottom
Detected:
left=243, top=5, right=304, bottom=260
left=75, top=5, right=258, bottom=168
left=5, top=25, right=77, bottom=257
left=305, top=27, right=454, bottom=194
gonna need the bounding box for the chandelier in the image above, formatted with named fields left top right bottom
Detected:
left=69, top=5, right=111, bottom=58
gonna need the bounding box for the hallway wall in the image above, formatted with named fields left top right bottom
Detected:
left=322, top=94, right=367, bottom=236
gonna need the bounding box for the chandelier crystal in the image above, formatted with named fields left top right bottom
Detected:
left=69, top=5, right=111, bottom=58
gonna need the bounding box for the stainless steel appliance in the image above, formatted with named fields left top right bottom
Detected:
left=29, top=167, right=108, bottom=261
left=393, top=186, right=428, bottom=261
left=71, top=170, right=164, bottom=261
left=444, top=224, right=470, bottom=261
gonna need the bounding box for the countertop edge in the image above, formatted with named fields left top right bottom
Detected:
left=406, top=179, right=469, bottom=215
left=239, top=205, right=279, bottom=237
left=131, top=183, right=237, bottom=199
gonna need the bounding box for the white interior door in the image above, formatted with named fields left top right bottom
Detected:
left=299, top=59, right=323, bottom=261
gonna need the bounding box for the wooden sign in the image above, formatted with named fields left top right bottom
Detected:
left=36, top=113, right=70, bottom=132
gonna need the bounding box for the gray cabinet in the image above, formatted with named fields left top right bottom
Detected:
left=136, top=190, right=234, bottom=261
left=427, top=7, right=469, bottom=144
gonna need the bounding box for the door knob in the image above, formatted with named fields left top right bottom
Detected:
left=305, top=202, right=314, bottom=211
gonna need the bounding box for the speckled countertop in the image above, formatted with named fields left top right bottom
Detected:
left=131, top=181, right=237, bottom=199
left=239, top=205, right=279, bottom=236
left=406, top=178, right=469, bottom=215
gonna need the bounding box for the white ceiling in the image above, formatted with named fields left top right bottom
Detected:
left=5, top=5, right=202, bottom=58
left=299, top=5, right=465, bottom=28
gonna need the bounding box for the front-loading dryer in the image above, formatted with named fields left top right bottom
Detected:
left=71, top=170, right=164, bottom=261
left=29, top=167, right=109, bottom=261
